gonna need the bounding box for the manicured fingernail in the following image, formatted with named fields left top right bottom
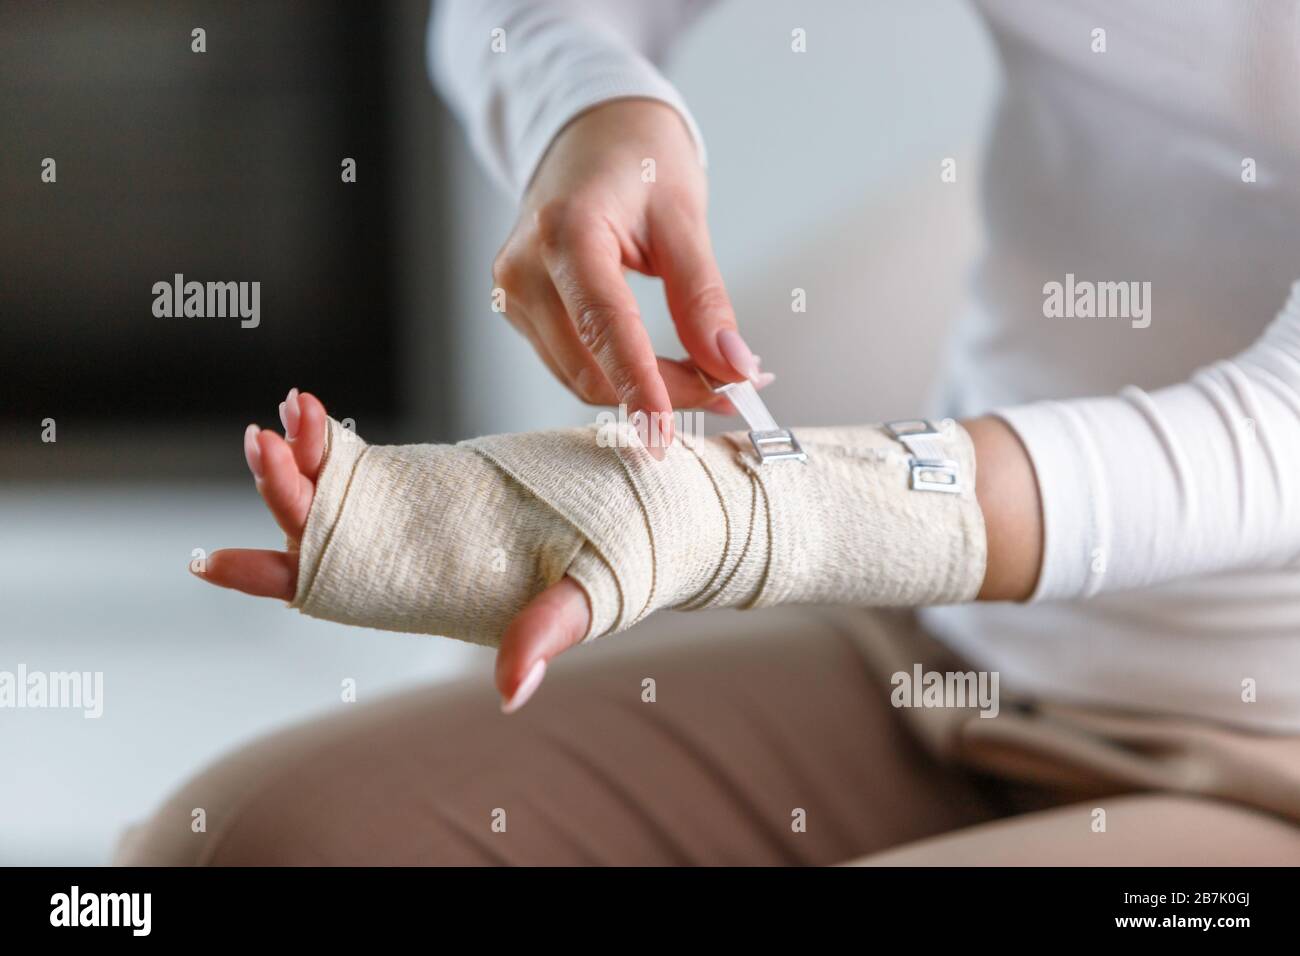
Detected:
left=755, top=371, right=776, bottom=388
left=501, top=659, right=547, bottom=714
left=282, top=387, right=301, bottom=440
left=630, top=410, right=665, bottom=461
left=658, top=414, right=674, bottom=452
left=243, top=424, right=264, bottom=480
left=717, top=329, right=760, bottom=383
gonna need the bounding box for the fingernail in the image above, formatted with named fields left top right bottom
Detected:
left=717, top=329, right=760, bottom=383
left=243, top=424, right=264, bottom=480
left=282, top=387, right=301, bottom=440
left=658, top=414, right=674, bottom=452
left=501, top=659, right=547, bottom=714
left=630, top=410, right=665, bottom=461
left=755, top=371, right=776, bottom=388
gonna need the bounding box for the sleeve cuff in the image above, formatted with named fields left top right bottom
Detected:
left=994, top=401, right=1111, bottom=602
left=512, top=62, right=708, bottom=200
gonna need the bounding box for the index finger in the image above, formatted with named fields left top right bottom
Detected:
left=538, top=216, right=674, bottom=457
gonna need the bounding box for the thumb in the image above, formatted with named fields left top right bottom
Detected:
left=649, top=209, right=760, bottom=386
left=495, top=576, right=591, bottom=713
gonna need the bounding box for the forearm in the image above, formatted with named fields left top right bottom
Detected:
left=965, top=416, right=1043, bottom=602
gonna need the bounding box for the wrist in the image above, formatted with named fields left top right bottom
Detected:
left=526, top=98, right=704, bottom=203
left=963, top=416, right=1044, bottom=602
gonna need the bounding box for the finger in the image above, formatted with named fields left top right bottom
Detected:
left=512, top=256, right=734, bottom=414
left=698, top=369, right=777, bottom=417
left=538, top=213, right=674, bottom=458
left=494, top=244, right=581, bottom=392
left=256, top=429, right=314, bottom=541
left=703, top=393, right=738, bottom=416
left=503, top=293, right=611, bottom=403
left=656, top=356, right=731, bottom=408
left=508, top=294, right=748, bottom=416
left=524, top=277, right=621, bottom=405
left=647, top=206, right=758, bottom=385
left=278, top=386, right=301, bottom=440
left=194, top=548, right=297, bottom=600
left=511, top=290, right=746, bottom=414
left=529, top=276, right=730, bottom=411
left=292, top=391, right=329, bottom=481
left=495, top=576, right=592, bottom=713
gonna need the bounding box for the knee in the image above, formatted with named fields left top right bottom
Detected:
left=114, top=684, right=505, bottom=866
left=112, top=776, right=245, bottom=866
left=113, top=716, right=347, bottom=865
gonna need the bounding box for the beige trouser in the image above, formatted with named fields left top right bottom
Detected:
left=115, top=608, right=1300, bottom=866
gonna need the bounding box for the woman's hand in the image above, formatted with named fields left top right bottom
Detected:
left=196, top=388, right=593, bottom=714
left=196, top=394, right=1042, bottom=717
left=493, top=98, right=768, bottom=458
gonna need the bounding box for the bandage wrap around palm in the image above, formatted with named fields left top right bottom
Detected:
left=291, top=417, right=987, bottom=647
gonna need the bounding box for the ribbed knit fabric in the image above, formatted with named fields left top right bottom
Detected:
left=291, top=417, right=987, bottom=647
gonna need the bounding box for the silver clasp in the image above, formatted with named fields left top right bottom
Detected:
left=749, top=428, right=807, bottom=464
left=883, top=420, right=962, bottom=494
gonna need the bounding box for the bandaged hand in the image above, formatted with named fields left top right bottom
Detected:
left=292, top=415, right=987, bottom=646
left=199, top=390, right=993, bottom=711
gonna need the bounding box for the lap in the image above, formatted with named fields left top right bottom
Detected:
left=851, top=794, right=1300, bottom=866
left=116, top=607, right=1007, bottom=865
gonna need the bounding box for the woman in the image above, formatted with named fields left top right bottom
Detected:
left=118, top=0, right=1300, bottom=865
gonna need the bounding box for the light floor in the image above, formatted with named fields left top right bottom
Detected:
left=0, top=484, right=484, bottom=865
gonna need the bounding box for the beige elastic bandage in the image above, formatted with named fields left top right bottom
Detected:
left=291, top=417, right=987, bottom=647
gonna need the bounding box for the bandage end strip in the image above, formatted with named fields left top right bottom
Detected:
left=697, top=370, right=807, bottom=464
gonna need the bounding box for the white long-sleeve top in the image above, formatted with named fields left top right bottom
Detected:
left=430, top=0, right=1300, bottom=730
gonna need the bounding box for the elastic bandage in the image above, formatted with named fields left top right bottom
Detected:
left=291, top=417, right=987, bottom=646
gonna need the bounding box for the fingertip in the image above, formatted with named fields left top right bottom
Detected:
left=716, top=328, right=760, bottom=383
left=297, top=390, right=327, bottom=424
left=629, top=369, right=675, bottom=448
left=629, top=408, right=667, bottom=461
left=501, top=659, right=546, bottom=714
left=281, top=387, right=301, bottom=441
left=243, top=424, right=263, bottom=479
left=656, top=357, right=726, bottom=410
left=495, top=577, right=591, bottom=708
left=657, top=407, right=675, bottom=451
left=256, top=426, right=295, bottom=472
left=294, top=391, right=328, bottom=480
left=196, top=548, right=220, bottom=584
left=200, top=548, right=298, bottom=600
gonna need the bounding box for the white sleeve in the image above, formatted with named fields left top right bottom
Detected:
left=998, top=280, right=1300, bottom=600
left=428, top=0, right=711, bottom=198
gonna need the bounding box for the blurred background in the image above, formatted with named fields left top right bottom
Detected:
left=0, top=0, right=998, bottom=863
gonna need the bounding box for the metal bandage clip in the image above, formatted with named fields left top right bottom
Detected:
left=698, top=370, right=806, bottom=464
left=883, top=419, right=961, bottom=493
